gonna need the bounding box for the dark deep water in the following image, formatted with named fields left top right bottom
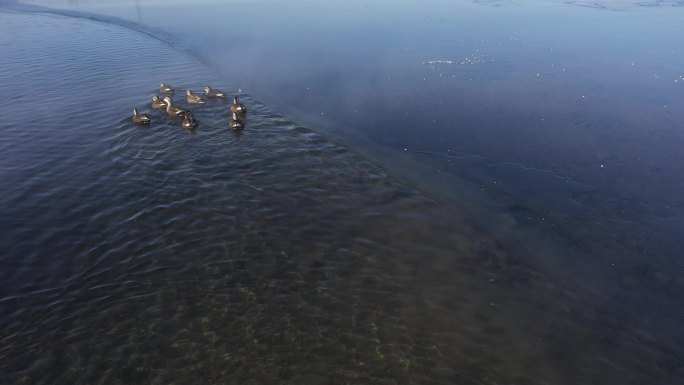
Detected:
left=1, top=1, right=683, bottom=384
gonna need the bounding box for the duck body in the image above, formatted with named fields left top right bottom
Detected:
left=230, top=96, right=247, bottom=115
left=182, top=112, right=198, bottom=129
left=163, top=96, right=186, bottom=117
left=186, top=90, right=206, bottom=104
left=204, top=86, right=227, bottom=98
left=160, top=82, right=174, bottom=94
left=132, top=107, right=151, bottom=125
left=151, top=95, right=167, bottom=109
left=229, top=112, right=244, bottom=130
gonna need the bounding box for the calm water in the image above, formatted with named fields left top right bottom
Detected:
left=1, top=1, right=683, bottom=384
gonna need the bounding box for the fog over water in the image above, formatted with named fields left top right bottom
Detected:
left=1, top=0, right=683, bottom=384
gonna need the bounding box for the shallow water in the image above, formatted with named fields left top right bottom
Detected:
left=1, top=1, right=683, bottom=384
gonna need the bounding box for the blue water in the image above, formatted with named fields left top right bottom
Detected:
left=1, top=0, right=683, bottom=384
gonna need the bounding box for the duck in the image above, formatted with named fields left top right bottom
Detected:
left=186, top=90, right=206, bottom=104
left=229, top=112, right=244, bottom=130
left=160, top=82, right=174, bottom=94
left=132, top=107, right=151, bottom=125
left=182, top=112, right=198, bottom=129
left=230, top=96, right=247, bottom=115
left=151, top=95, right=167, bottom=109
left=204, top=86, right=227, bottom=98
left=163, top=96, right=186, bottom=117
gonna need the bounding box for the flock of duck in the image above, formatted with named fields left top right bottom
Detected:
left=132, top=83, right=247, bottom=130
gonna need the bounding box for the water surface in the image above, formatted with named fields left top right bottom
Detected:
left=1, top=1, right=683, bottom=384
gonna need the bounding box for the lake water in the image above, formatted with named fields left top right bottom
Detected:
left=1, top=0, right=683, bottom=384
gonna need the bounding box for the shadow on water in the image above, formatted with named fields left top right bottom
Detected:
left=0, top=1, right=683, bottom=384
